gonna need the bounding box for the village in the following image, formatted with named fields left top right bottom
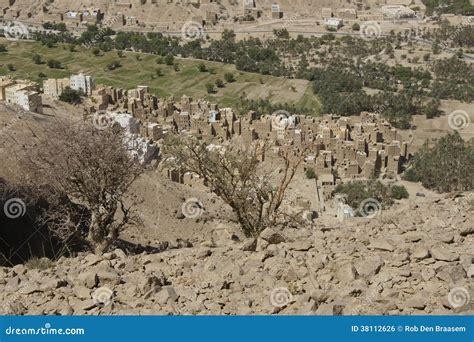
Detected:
left=0, top=73, right=412, bottom=220
left=0, top=0, right=467, bottom=40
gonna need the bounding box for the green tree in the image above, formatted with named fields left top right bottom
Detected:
left=164, top=53, right=174, bottom=65
left=404, top=132, right=474, bottom=192
left=205, top=82, right=215, bottom=94
left=32, top=54, right=43, bottom=64
left=390, top=185, right=409, bottom=200
left=59, top=87, right=82, bottom=104
left=224, top=72, right=235, bottom=83
left=47, top=59, right=62, bottom=69
left=215, top=79, right=224, bottom=88
left=198, top=63, right=207, bottom=72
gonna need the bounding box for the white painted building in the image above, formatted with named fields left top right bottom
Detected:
left=14, top=90, right=43, bottom=113
left=325, top=18, right=343, bottom=29
left=113, top=112, right=160, bottom=165
left=70, top=73, right=95, bottom=96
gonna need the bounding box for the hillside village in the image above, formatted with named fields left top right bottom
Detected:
left=0, top=0, right=472, bottom=319
left=0, top=72, right=414, bottom=219
left=0, top=0, right=470, bottom=39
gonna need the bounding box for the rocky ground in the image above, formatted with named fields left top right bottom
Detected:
left=1, top=192, right=473, bottom=316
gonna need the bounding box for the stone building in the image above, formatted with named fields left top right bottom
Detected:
left=43, top=78, right=70, bottom=98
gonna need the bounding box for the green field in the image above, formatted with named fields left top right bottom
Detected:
left=0, top=39, right=321, bottom=112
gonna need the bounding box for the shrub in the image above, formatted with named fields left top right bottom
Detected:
left=215, top=79, right=224, bottom=88
left=335, top=180, right=394, bottom=210
left=107, top=60, right=122, bottom=70
left=224, top=72, right=235, bottom=83
left=25, top=257, right=53, bottom=270
left=205, top=82, right=215, bottom=94
left=198, top=63, right=207, bottom=72
left=390, top=185, right=409, bottom=200
left=32, top=54, right=42, bottom=64
left=402, top=168, right=420, bottom=182
left=305, top=168, right=316, bottom=179
left=47, top=59, right=62, bottom=69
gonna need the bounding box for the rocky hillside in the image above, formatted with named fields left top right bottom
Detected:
left=1, top=193, right=473, bottom=315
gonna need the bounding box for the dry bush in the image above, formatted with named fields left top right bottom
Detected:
left=19, top=120, right=143, bottom=254
left=164, top=135, right=307, bottom=237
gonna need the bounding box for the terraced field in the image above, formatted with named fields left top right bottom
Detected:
left=0, top=38, right=321, bottom=112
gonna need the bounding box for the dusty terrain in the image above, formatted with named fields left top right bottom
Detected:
left=0, top=191, right=473, bottom=315
left=0, top=57, right=473, bottom=314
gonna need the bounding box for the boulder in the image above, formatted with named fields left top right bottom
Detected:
left=288, top=240, right=312, bottom=251
left=412, top=246, right=430, bottom=260
left=368, top=240, right=394, bottom=252
left=260, top=228, right=286, bottom=244
left=430, top=246, right=459, bottom=262
left=354, top=257, right=384, bottom=277
left=76, top=272, right=98, bottom=289
left=155, top=286, right=179, bottom=305
left=240, top=238, right=257, bottom=252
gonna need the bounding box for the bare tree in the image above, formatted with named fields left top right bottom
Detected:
left=164, top=135, right=306, bottom=237
left=20, top=121, right=143, bottom=254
